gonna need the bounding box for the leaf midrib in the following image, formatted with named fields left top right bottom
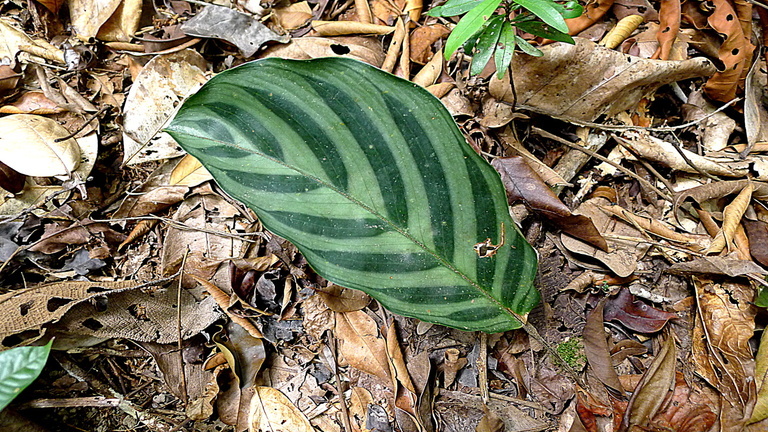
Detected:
left=170, top=130, right=512, bottom=314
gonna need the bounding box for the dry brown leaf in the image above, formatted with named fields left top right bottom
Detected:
left=386, top=323, right=416, bottom=393
left=335, top=310, right=391, bottom=382
left=674, top=180, right=768, bottom=223
left=564, top=0, right=615, bottom=36
left=0, top=91, right=65, bottom=114
left=743, top=219, right=768, bottom=267
left=622, top=336, right=676, bottom=429
left=703, top=0, right=754, bottom=102
left=492, top=156, right=607, bottom=251
left=409, top=24, right=450, bottom=64
left=751, top=329, right=768, bottom=424
left=599, top=203, right=709, bottom=251
left=317, top=285, right=370, bottom=312
left=312, top=20, right=394, bottom=36
left=693, top=278, right=757, bottom=427
left=0, top=114, right=80, bottom=177
left=249, top=386, right=314, bottom=432
left=583, top=300, right=625, bottom=395
left=512, top=38, right=715, bottom=122
left=618, top=130, right=747, bottom=177
left=29, top=219, right=126, bottom=254
left=0, top=280, right=148, bottom=348
left=411, top=47, right=442, bottom=87
left=272, top=1, right=313, bottom=30
left=651, top=0, right=681, bottom=60
left=667, top=256, right=767, bottom=277
left=706, top=182, right=753, bottom=254
left=382, top=17, right=406, bottom=73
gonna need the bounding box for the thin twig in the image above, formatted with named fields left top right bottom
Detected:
left=176, top=249, right=190, bottom=404
left=531, top=127, right=673, bottom=202
left=54, top=107, right=107, bottom=142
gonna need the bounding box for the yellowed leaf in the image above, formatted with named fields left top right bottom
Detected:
left=0, top=114, right=80, bottom=177
left=249, top=386, right=314, bottom=432
left=169, top=154, right=213, bottom=187
left=96, top=0, right=142, bottom=42
left=335, top=310, right=391, bottom=381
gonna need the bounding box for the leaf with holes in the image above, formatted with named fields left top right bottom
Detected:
left=166, top=57, right=539, bottom=332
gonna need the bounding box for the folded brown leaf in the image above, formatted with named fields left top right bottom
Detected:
left=603, top=288, right=677, bottom=333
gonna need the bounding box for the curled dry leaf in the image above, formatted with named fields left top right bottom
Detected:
left=674, top=180, right=768, bottom=223
left=0, top=114, right=80, bottom=177
left=311, top=20, right=395, bottom=36
left=260, top=36, right=386, bottom=67
left=621, top=336, right=676, bottom=430
left=603, top=288, right=676, bottom=333
left=512, top=38, right=715, bottom=122
left=565, top=0, right=615, bottom=35
left=706, top=182, right=753, bottom=254
left=249, top=386, right=314, bottom=432
left=703, top=0, right=754, bottom=102
left=491, top=156, right=607, bottom=251
left=651, top=0, right=681, bottom=60
left=409, top=24, right=450, bottom=64
left=96, top=0, right=142, bottom=42
left=743, top=219, right=768, bottom=267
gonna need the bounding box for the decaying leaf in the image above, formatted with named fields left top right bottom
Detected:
left=667, top=256, right=767, bottom=277
left=68, top=0, right=121, bottom=40
left=622, top=335, right=676, bottom=429
left=317, top=285, right=371, bottom=312
left=492, top=156, right=607, bottom=251
left=703, top=0, right=754, bottom=102
left=583, top=301, right=625, bottom=395
left=603, top=288, right=677, bottom=333
left=260, top=36, right=386, bottom=66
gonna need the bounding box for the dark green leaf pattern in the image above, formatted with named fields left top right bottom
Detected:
left=166, top=57, right=539, bottom=332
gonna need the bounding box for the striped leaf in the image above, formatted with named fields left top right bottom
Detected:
left=166, top=58, right=539, bottom=333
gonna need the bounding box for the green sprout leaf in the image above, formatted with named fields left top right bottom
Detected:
left=511, top=0, right=569, bottom=33
left=514, top=20, right=575, bottom=43
left=515, top=35, right=544, bottom=56
left=470, top=15, right=504, bottom=75
left=427, top=0, right=485, bottom=17
left=444, top=0, right=503, bottom=59
left=495, top=20, right=517, bottom=78
left=0, top=341, right=52, bottom=412
left=166, top=58, right=540, bottom=333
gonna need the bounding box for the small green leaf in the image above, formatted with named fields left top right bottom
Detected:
left=167, top=58, right=540, bottom=332
left=427, top=0, right=485, bottom=17
left=495, top=21, right=516, bottom=78
left=470, top=15, right=504, bottom=75
left=558, top=0, right=584, bottom=19
left=444, top=0, right=503, bottom=59
left=0, top=341, right=52, bottom=411
left=514, top=20, right=575, bottom=43
left=515, top=35, right=544, bottom=56
left=511, top=0, right=569, bottom=33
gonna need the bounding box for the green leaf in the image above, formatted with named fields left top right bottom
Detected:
left=511, top=0, right=569, bottom=33
left=514, top=20, right=575, bottom=43
left=426, top=0, right=485, bottom=17
left=0, top=341, right=51, bottom=411
left=444, top=0, right=503, bottom=59
left=515, top=35, right=544, bottom=56
left=166, top=58, right=539, bottom=333
left=556, top=0, right=583, bottom=19
left=495, top=21, right=516, bottom=78
left=470, top=15, right=504, bottom=75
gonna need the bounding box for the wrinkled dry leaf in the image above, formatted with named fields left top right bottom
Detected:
left=0, top=114, right=80, bottom=177
left=249, top=386, right=314, bottom=432
left=181, top=5, right=288, bottom=57
left=335, top=310, right=391, bottom=382
left=409, top=24, right=450, bottom=64
left=122, top=50, right=208, bottom=166
left=512, top=37, right=715, bottom=122
left=667, top=256, right=767, bottom=277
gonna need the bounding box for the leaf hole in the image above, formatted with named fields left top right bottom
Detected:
left=726, top=13, right=734, bottom=20
left=662, top=26, right=670, bottom=33
left=82, top=318, right=103, bottom=331
left=47, top=297, right=73, bottom=312
left=330, top=44, right=351, bottom=55
left=732, top=48, right=739, bottom=55
left=19, top=301, right=33, bottom=316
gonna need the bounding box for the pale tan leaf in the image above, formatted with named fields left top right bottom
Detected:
left=386, top=323, right=416, bottom=393
left=169, top=154, right=212, bottom=187
left=335, top=310, right=391, bottom=381
left=261, top=36, right=385, bottom=67
left=706, top=182, right=753, bottom=254
left=623, top=336, right=676, bottom=429
left=249, top=386, right=314, bottom=432
left=272, top=1, right=313, bottom=30
left=68, top=0, right=122, bottom=40
left=0, top=18, right=35, bottom=63
left=317, top=285, right=370, bottom=312
left=96, top=0, right=142, bottom=42
left=0, top=114, right=80, bottom=177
